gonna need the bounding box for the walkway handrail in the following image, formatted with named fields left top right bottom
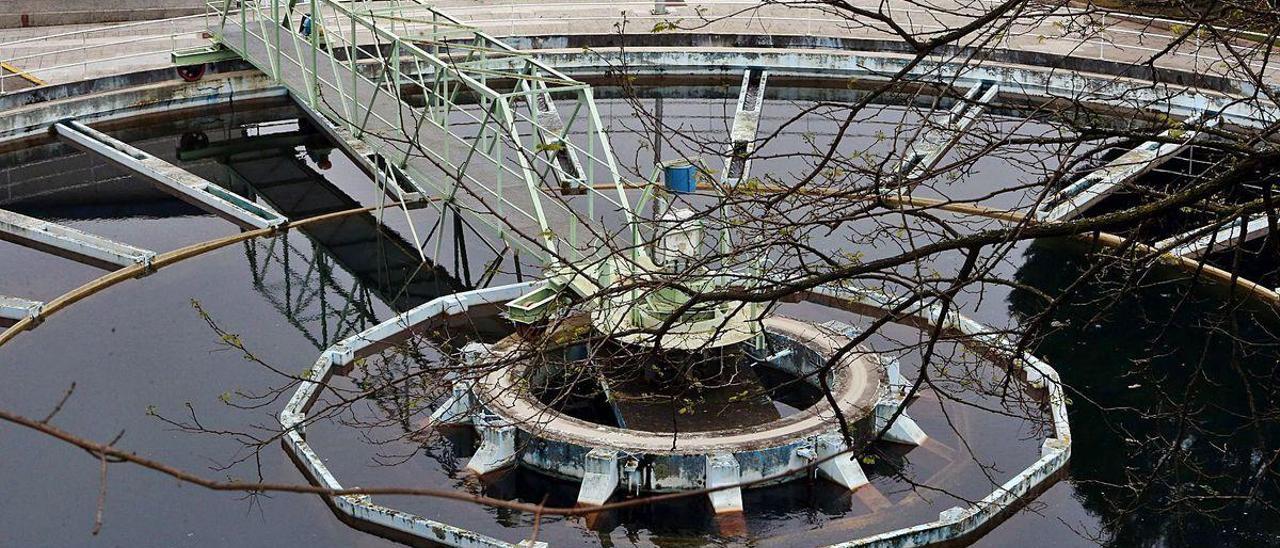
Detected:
left=0, top=12, right=212, bottom=93
left=0, top=13, right=210, bottom=48
left=206, top=0, right=643, bottom=261
left=4, top=1, right=1274, bottom=96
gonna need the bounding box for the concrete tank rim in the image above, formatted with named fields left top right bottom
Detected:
left=471, top=315, right=884, bottom=455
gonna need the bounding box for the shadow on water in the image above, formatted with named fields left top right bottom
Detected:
left=175, top=121, right=466, bottom=313
left=1009, top=237, right=1280, bottom=547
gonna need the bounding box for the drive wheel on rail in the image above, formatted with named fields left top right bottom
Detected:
left=176, top=64, right=206, bottom=82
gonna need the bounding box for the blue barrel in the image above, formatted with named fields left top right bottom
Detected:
left=663, top=163, right=697, bottom=193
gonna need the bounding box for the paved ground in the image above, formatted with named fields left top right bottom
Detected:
left=0, top=14, right=208, bottom=92
left=0, top=0, right=203, bottom=28
left=435, top=0, right=1272, bottom=84
left=0, top=1, right=1271, bottom=93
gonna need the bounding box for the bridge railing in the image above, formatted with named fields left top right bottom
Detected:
left=2, top=2, right=1272, bottom=97
left=441, top=1, right=1275, bottom=83
left=207, top=0, right=637, bottom=262
left=0, top=14, right=209, bottom=94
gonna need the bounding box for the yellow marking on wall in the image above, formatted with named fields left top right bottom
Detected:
left=0, top=61, right=47, bottom=86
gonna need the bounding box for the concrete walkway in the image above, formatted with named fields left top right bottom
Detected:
left=0, top=1, right=1273, bottom=94
left=436, top=0, right=1274, bottom=85
left=0, top=14, right=209, bottom=92
left=0, top=0, right=203, bottom=28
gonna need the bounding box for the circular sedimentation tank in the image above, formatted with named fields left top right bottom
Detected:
left=284, top=281, right=1068, bottom=546
left=2, top=4, right=1278, bottom=547
left=0, top=76, right=1237, bottom=548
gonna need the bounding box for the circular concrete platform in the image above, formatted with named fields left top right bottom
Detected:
left=468, top=315, right=886, bottom=498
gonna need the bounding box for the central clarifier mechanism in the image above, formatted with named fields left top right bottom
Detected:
left=175, top=1, right=1074, bottom=542
left=504, top=160, right=766, bottom=352
left=438, top=315, right=924, bottom=513
left=433, top=162, right=928, bottom=513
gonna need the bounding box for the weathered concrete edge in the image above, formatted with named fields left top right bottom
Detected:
left=473, top=316, right=883, bottom=455
left=464, top=315, right=887, bottom=494
left=0, top=60, right=255, bottom=111
left=344, top=33, right=1275, bottom=122
left=517, top=47, right=1277, bottom=130
left=5, top=29, right=1276, bottom=148
left=500, top=32, right=1257, bottom=97
left=0, top=60, right=283, bottom=146
left=280, top=282, right=541, bottom=548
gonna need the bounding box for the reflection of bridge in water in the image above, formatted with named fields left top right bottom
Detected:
left=177, top=120, right=465, bottom=348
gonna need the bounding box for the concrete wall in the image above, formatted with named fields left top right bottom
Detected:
left=0, top=0, right=204, bottom=28
left=0, top=60, right=280, bottom=144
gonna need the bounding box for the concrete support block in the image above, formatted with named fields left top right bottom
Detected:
left=466, top=422, right=517, bottom=475
left=939, top=505, right=968, bottom=523
left=790, top=441, right=817, bottom=471
left=429, top=382, right=477, bottom=426
left=1023, top=360, right=1047, bottom=389
left=576, top=448, right=620, bottom=506
left=705, top=453, right=743, bottom=514
left=1041, top=437, right=1069, bottom=457
left=620, top=456, right=642, bottom=495
left=883, top=356, right=910, bottom=397
left=820, top=320, right=862, bottom=339
left=875, top=402, right=928, bottom=446
left=431, top=343, right=491, bottom=426
left=0, top=295, right=42, bottom=322
left=815, top=434, right=869, bottom=490
left=322, top=345, right=354, bottom=368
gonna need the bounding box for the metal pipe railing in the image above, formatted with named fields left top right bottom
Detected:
left=0, top=12, right=211, bottom=93
left=2, top=2, right=1273, bottom=95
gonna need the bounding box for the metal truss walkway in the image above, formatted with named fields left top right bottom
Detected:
left=207, top=0, right=635, bottom=262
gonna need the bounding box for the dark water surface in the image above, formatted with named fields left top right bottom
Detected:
left=1, top=88, right=1277, bottom=547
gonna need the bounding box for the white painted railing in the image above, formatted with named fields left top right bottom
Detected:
left=0, top=13, right=209, bottom=93
left=1, top=2, right=1273, bottom=97
left=440, top=1, right=1276, bottom=80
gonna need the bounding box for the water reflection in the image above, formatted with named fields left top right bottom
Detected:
left=10, top=88, right=1273, bottom=546
left=1009, top=238, right=1280, bottom=546
left=175, top=120, right=466, bottom=347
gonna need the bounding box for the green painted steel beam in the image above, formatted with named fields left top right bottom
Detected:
left=205, top=0, right=641, bottom=264
left=171, top=44, right=241, bottom=66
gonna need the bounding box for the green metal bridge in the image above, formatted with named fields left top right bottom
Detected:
left=195, top=0, right=765, bottom=350
left=204, top=0, right=636, bottom=264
